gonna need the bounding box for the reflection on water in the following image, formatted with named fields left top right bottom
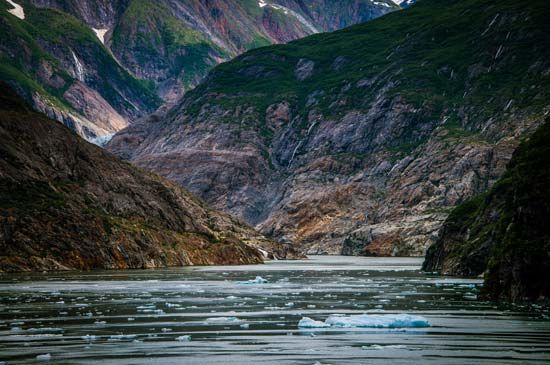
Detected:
left=0, top=256, right=548, bottom=364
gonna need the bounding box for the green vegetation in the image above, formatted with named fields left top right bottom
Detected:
left=182, top=0, right=550, bottom=146
left=0, top=1, right=160, bottom=122
left=424, top=119, right=550, bottom=300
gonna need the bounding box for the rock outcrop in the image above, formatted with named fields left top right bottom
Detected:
left=423, top=119, right=550, bottom=301
left=1, top=0, right=398, bottom=142
left=109, top=0, right=550, bottom=256
left=0, top=82, right=299, bottom=273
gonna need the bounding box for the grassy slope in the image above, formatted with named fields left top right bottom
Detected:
left=182, top=0, right=549, bottom=145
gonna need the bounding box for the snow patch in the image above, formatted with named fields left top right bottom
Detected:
left=92, top=28, right=108, bottom=45
left=6, top=0, right=25, bottom=20
left=298, top=314, right=430, bottom=328
left=89, top=133, right=115, bottom=146
left=257, top=1, right=319, bottom=33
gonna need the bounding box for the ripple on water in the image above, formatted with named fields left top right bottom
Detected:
left=0, top=256, right=548, bottom=365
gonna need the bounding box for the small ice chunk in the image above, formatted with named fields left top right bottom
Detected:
left=205, top=317, right=243, bottom=323
left=237, top=276, right=268, bottom=284
left=240, top=323, right=250, bottom=329
left=108, top=334, right=136, bottom=341
left=161, top=328, right=172, bottom=332
left=36, top=353, right=51, bottom=361
left=81, top=334, right=97, bottom=342
left=176, top=335, right=191, bottom=342
left=298, top=317, right=330, bottom=328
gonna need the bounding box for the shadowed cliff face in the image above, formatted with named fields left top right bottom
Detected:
left=423, top=120, right=550, bottom=301
left=108, top=0, right=550, bottom=256
left=1, top=0, right=398, bottom=143
left=0, top=82, right=300, bottom=273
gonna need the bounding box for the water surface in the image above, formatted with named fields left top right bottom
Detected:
left=0, top=256, right=549, bottom=364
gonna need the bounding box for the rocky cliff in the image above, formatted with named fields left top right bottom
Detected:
left=108, top=0, right=550, bottom=256
left=0, top=0, right=161, bottom=143
left=0, top=82, right=298, bottom=273
left=423, top=120, right=550, bottom=301
left=1, top=0, right=398, bottom=143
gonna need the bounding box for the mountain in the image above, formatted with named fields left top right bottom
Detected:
left=0, top=0, right=161, bottom=143
left=423, top=119, right=550, bottom=301
left=108, top=0, right=550, bottom=256
left=0, top=82, right=299, bottom=273
left=1, top=0, right=399, bottom=143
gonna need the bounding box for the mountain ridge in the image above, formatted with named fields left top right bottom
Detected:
left=1, top=0, right=400, bottom=143
left=108, top=0, right=550, bottom=255
left=0, top=81, right=300, bottom=273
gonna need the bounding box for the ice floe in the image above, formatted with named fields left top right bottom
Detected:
left=298, top=314, right=430, bottom=329
left=36, top=353, right=51, bottom=361
left=205, top=317, right=243, bottom=324
left=298, top=317, right=330, bottom=328
left=237, top=276, right=268, bottom=284
left=176, top=335, right=191, bottom=342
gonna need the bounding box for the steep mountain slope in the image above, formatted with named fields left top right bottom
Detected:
left=0, top=0, right=161, bottom=143
left=109, top=0, right=550, bottom=255
left=423, top=120, right=550, bottom=301
left=2, top=0, right=399, bottom=142
left=29, top=0, right=400, bottom=102
left=0, top=82, right=297, bottom=273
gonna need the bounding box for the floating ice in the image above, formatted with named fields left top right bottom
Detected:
left=298, top=317, right=330, bottom=328
left=299, top=314, right=430, bottom=328
left=36, top=353, right=51, bottom=361
left=240, top=323, right=250, bottom=329
left=237, top=276, right=268, bottom=284
left=108, top=334, right=136, bottom=341
left=205, top=317, right=243, bottom=323
left=81, top=334, right=97, bottom=342
left=362, top=344, right=409, bottom=350
left=176, top=335, right=191, bottom=342
left=27, top=327, right=64, bottom=334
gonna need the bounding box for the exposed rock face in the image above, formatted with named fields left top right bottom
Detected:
left=0, top=1, right=161, bottom=142
left=423, top=119, right=550, bottom=301
left=1, top=0, right=398, bottom=141
left=109, top=0, right=550, bottom=256
left=0, top=82, right=299, bottom=273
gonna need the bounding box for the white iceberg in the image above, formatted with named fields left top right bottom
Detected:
left=298, top=314, right=430, bottom=329
left=176, top=335, right=191, bottom=342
